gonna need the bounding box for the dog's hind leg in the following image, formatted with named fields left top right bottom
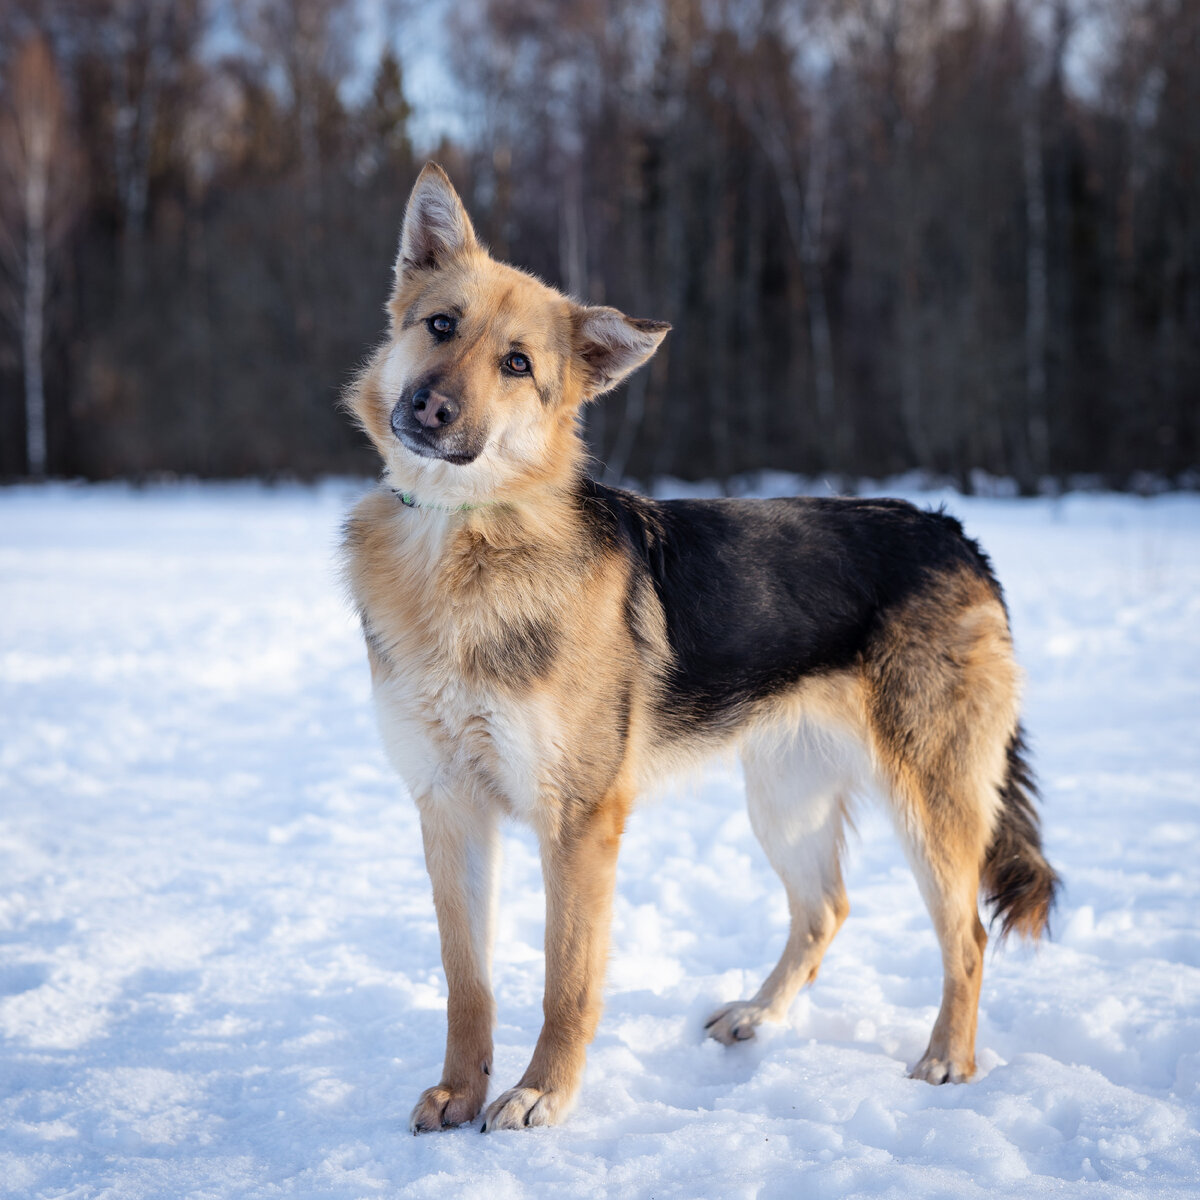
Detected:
left=705, top=722, right=857, bottom=1045
left=882, top=729, right=1006, bottom=1083
left=893, top=801, right=990, bottom=1084
left=409, top=792, right=501, bottom=1132
left=868, top=585, right=1021, bottom=1084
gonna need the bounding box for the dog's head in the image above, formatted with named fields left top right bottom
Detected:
left=346, top=164, right=670, bottom=505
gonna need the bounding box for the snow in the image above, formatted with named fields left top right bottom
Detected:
left=1, top=480, right=1197, bottom=1199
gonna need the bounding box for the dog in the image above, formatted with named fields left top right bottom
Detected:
left=341, top=163, right=1059, bottom=1133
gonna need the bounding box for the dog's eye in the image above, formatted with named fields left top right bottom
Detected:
left=427, top=314, right=455, bottom=339
left=504, top=352, right=531, bottom=375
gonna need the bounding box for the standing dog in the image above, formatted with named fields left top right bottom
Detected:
left=342, top=164, right=1059, bottom=1133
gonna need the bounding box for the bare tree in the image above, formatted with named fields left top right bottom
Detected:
left=240, top=0, right=357, bottom=222
left=0, top=35, right=82, bottom=477
left=1018, top=0, right=1072, bottom=486
left=106, top=0, right=169, bottom=239
left=87, top=0, right=203, bottom=290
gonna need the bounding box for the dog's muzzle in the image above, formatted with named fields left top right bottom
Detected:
left=390, top=386, right=484, bottom=465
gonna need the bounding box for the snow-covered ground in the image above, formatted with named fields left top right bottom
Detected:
left=1, top=480, right=1197, bottom=1199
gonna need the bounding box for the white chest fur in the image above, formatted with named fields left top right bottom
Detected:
left=349, top=499, right=563, bottom=819
left=370, top=663, right=559, bottom=819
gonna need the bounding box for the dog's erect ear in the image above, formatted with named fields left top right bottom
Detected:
left=397, top=163, right=477, bottom=277
left=573, top=306, right=671, bottom=399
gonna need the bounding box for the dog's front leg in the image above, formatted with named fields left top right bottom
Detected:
left=482, top=793, right=627, bottom=1131
left=409, top=795, right=500, bottom=1133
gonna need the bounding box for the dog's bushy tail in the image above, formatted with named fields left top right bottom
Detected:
left=982, top=726, right=1060, bottom=940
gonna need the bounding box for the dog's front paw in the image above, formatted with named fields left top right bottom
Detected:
left=480, top=1085, right=574, bottom=1131
left=409, top=1081, right=488, bottom=1133
left=704, top=1000, right=769, bottom=1045
left=909, top=1049, right=975, bottom=1085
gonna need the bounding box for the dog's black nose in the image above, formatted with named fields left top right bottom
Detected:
left=412, top=387, right=460, bottom=429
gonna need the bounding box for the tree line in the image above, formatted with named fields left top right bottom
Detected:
left=0, top=0, right=1196, bottom=488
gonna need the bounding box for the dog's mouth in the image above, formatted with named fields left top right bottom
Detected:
left=395, top=428, right=480, bottom=465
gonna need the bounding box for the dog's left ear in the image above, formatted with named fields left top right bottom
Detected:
left=573, top=306, right=671, bottom=399
left=396, top=163, right=477, bottom=278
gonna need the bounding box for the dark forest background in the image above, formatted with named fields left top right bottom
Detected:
left=1, top=0, right=1197, bottom=489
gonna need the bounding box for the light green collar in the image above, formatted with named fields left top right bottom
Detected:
left=392, top=488, right=496, bottom=514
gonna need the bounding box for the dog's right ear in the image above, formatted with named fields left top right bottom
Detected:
left=572, top=306, right=671, bottom=399
left=396, top=163, right=477, bottom=278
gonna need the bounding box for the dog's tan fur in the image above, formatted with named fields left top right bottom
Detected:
left=341, top=165, right=1055, bottom=1131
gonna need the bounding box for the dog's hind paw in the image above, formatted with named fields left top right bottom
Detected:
left=704, top=1000, right=769, bottom=1045
left=480, top=1085, right=573, bottom=1131
left=409, top=1083, right=486, bottom=1133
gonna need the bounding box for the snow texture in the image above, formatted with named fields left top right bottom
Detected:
left=1, top=480, right=1197, bottom=1199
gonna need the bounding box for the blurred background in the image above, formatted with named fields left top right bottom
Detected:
left=0, top=0, right=1196, bottom=489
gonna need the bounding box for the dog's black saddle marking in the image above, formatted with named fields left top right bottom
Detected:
left=579, top=479, right=999, bottom=731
